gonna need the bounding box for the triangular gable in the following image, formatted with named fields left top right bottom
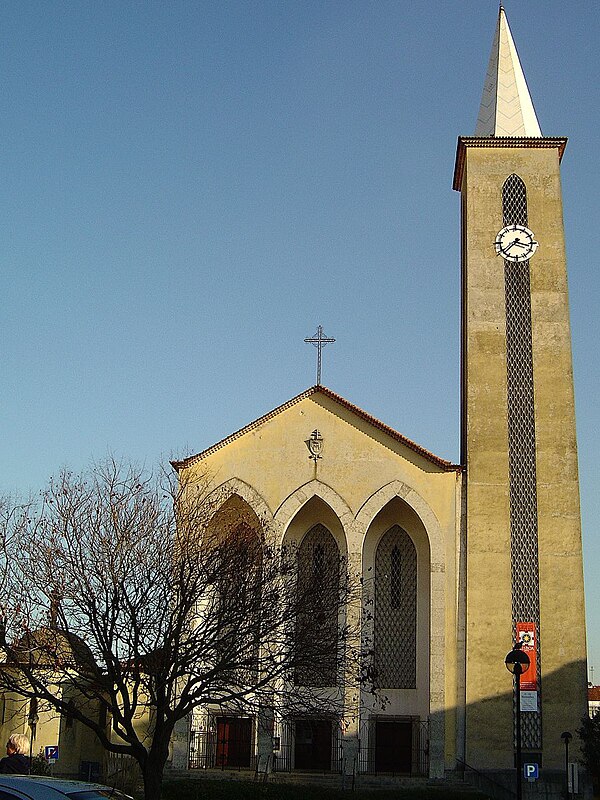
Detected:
left=171, top=386, right=460, bottom=472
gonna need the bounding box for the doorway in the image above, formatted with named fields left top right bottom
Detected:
left=294, top=719, right=332, bottom=770
left=215, top=716, right=253, bottom=768
left=374, top=718, right=413, bottom=774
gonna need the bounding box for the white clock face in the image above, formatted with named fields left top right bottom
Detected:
left=495, top=224, right=539, bottom=262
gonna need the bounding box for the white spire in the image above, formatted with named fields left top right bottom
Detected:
left=475, top=6, right=542, bottom=137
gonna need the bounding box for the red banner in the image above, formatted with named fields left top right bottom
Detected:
left=516, top=621, right=537, bottom=691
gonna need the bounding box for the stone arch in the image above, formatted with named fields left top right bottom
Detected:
left=202, top=489, right=264, bottom=691
left=202, top=478, right=275, bottom=534
left=356, top=480, right=444, bottom=570
left=357, top=480, right=446, bottom=780
left=275, top=480, right=354, bottom=551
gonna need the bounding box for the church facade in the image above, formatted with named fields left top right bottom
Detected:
left=175, top=386, right=461, bottom=778
left=173, top=7, right=588, bottom=785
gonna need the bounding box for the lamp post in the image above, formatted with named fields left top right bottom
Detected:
left=505, top=643, right=531, bottom=800
left=561, top=731, right=572, bottom=800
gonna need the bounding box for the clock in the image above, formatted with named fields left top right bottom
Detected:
left=494, top=224, right=539, bottom=262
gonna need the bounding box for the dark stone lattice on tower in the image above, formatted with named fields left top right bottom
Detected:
left=502, top=173, right=542, bottom=750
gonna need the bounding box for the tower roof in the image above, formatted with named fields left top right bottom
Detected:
left=475, top=6, right=542, bottom=137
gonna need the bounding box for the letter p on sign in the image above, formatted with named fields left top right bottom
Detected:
left=524, top=763, right=538, bottom=780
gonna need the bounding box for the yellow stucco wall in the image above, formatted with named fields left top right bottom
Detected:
left=182, top=392, right=457, bottom=527
left=0, top=688, right=104, bottom=777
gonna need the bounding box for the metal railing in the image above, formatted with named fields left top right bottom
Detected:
left=189, top=725, right=257, bottom=771
left=104, top=752, right=140, bottom=792
left=273, top=734, right=343, bottom=773
left=456, top=759, right=517, bottom=800
left=189, top=717, right=429, bottom=777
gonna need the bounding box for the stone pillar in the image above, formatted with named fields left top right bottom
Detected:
left=341, top=735, right=359, bottom=779
left=341, top=549, right=362, bottom=781
left=169, top=714, right=190, bottom=770
left=257, top=703, right=275, bottom=774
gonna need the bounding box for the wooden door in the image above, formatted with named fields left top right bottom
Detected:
left=215, top=716, right=252, bottom=768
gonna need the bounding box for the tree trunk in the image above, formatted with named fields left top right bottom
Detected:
left=141, top=759, right=166, bottom=800
left=141, top=731, right=172, bottom=800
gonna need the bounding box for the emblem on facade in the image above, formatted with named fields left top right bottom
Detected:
left=305, top=429, right=324, bottom=462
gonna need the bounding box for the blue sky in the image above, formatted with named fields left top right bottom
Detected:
left=1, top=2, right=599, bottom=673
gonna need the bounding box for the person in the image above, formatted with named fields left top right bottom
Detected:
left=0, top=733, right=30, bottom=774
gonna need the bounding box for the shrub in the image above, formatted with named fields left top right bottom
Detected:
left=30, top=750, right=51, bottom=776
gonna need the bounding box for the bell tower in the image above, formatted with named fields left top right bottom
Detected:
left=453, top=7, right=587, bottom=770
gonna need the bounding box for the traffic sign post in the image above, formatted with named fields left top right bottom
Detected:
left=568, top=762, right=578, bottom=795
left=523, top=763, right=538, bottom=782
left=44, top=745, right=59, bottom=763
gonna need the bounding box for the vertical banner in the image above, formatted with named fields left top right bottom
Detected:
left=516, top=621, right=537, bottom=691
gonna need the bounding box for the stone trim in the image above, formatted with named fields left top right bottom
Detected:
left=275, top=479, right=355, bottom=549
left=452, top=136, right=568, bottom=191
left=202, top=478, right=276, bottom=535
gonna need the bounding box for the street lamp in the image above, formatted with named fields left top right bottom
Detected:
left=561, top=731, right=572, bottom=800
left=505, top=642, right=531, bottom=800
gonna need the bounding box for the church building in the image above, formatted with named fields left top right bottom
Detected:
left=173, top=7, right=588, bottom=786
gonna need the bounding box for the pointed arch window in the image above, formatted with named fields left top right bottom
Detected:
left=374, top=526, right=417, bottom=689
left=215, top=520, right=263, bottom=683
left=502, top=173, right=528, bottom=227
left=294, top=524, right=340, bottom=687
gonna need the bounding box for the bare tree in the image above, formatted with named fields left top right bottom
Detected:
left=0, top=461, right=360, bottom=800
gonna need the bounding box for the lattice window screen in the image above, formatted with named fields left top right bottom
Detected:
left=374, top=526, right=417, bottom=689
left=217, top=521, right=262, bottom=684
left=294, top=524, right=340, bottom=687
left=502, top=173, right=542, bottom=750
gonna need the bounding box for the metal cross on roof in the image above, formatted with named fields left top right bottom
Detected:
left=304, top=325, right=335, bottom=386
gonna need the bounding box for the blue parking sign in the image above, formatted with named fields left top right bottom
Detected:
left=44, top=745, right=59, bottom=762
left=524, top=763, right=538, bottom=781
